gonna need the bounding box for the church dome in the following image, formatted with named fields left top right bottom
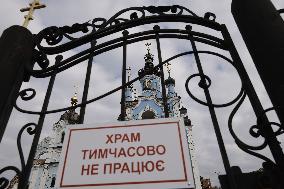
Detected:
left=138, top=46, right=160, bottom=77
left=165, top=76, right=175, bottom=86
left=179, top=106, right=187, bottom=114
left=59, top=92, right=80, bottom=124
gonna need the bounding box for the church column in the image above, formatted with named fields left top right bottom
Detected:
left=167, top=83, right=175, bottom=97
left=125, top=87, right=133, bottom=102
left=38, top=164, right=49, bottom=189
left=165, top=63, right=176, bottom=98
left=125, top=66, right=133, bottom=102
left=185, top=125, right=202, bottom=189
left=28, top=165, right=39, bottom=189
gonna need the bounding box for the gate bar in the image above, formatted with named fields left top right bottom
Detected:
left=120, top=30, right=129, bottom=121
left=19, top=61, right=58, bottom=188
left=79, top=40, right=96, bottom=124
left=187, top=26, right=238, bottom=189
left=221, top=24, right=284, bottom=187
left=154, top=25, right=169, bottom=118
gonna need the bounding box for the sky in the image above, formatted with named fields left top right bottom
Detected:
left=0, top=0, right=284, bottom=187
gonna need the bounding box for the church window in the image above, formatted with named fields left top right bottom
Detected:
left=143, top=79, right=152, bottom=89
left=50, top=176, right=56, bottom=187
left=142, top=110, right=155, bottom=119
left=146, top=80, right=152, bottom=88
left=61, top=132, right=65, bottom=143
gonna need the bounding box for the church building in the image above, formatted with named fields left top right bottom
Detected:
left=8, top=45, right=201, bottom=189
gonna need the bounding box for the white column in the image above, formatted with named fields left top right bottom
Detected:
left=28, top=165, right=39, bottom=189
left=39, top=164, right=49, bottom=189
left=186, top=126, right=202, bottom=189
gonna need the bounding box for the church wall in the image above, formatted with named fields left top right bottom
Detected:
left=30, top=165, right=44, bottom=189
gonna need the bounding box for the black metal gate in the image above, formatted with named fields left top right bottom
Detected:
left=0, top=5, right=283, bottom=189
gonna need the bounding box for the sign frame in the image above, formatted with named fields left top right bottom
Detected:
left=56, top=118, right=195, bottom=189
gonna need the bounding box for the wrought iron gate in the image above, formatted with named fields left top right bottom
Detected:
left=0, top=5, right=283, bottom=189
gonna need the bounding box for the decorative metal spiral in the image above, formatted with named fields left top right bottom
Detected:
left=228, top=92, right=275, bottom=164
left=15, top=50, right=227, bottom=115
left=0, top=86, right=38, bottom=189
left=18, top=88, right=36, bottom=101
left=184, top=50, right=277, bottom=164
left=0, top=166, right=20, bottom=189
left=35, top=5, right=198, bottom=50
left=14, top=88, right=40, bottom=114
left=185, top=73, right=244, bottom=108
left=17, top=123, right=37, bottom=170
left=29, top=5, right=221, bottom=80
left=0, top=123, right=36, bottom=189
left=256, top=107, right=284, bottom=135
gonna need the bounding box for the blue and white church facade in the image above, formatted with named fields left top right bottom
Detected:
left=121, top=48, right=201, bottom=189
left=9, top=47, right=201, bottom=189
left=123, top=48, right=186, bottom=121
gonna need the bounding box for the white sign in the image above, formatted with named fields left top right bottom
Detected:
left=56, top=118, right=195, bottom=189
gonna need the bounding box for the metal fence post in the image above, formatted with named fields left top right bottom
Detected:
left=232, top=0, right=284, bottom=126
left=0, top=26, right=34, bottom=142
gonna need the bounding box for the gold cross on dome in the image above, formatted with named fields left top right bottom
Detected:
left=126, top=66, right=131, bottom=82
left=20, top=0, right=46, bottom=28
left=165, top=62, right=171, bottom=76
left=145, top=43, right=151, bottom=53
left=71, top=85, right=79, bottom=106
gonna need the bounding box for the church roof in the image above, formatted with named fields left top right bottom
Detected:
left=60, top=109, right=80, bottom=124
